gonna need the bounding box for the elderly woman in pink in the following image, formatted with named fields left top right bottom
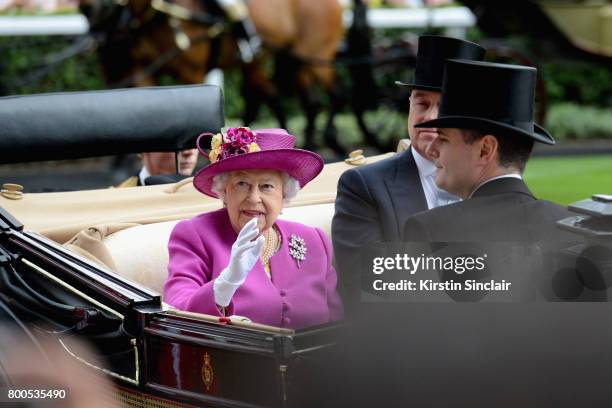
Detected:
left=164, top=128, right=343, bottom=329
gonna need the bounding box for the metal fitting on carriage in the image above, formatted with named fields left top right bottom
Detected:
left=1, top=183, right=23, bottom=200
left=345, top=149, right=367, bottom=166
left=0, top=246, right=19, bottom=265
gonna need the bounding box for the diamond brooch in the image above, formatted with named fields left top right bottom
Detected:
left=288, top=234, right=307, bottom=268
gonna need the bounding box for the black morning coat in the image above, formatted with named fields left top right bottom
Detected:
left=332, top=149, right=428, bottom=303
left=402, top=177, right=575, bottom=243
left=401, top=177, right=598, bottom=301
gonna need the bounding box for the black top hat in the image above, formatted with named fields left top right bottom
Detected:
left=395, top=35, right=486, bottom=91
left=415, top=60, right=555, bottom=145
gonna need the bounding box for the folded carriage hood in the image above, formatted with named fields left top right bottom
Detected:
left=0, top=85, right=224, bottom=163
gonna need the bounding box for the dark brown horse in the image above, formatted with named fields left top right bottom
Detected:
left=80, top=0, right=345, bottom=153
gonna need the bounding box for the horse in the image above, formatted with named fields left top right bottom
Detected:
left=80, top=0, right=346, bottom=154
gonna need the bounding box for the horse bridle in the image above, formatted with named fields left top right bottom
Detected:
left=82, top=0, right=230, bottom=88
left=9, top=0, right=231, bottom=92
left=152, top=0, right=226, bottom=51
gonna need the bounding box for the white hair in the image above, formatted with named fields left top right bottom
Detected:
left=211, top=171, right=300, bottom=206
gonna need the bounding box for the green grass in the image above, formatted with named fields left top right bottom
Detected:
left=524, top=155, right=612, bottom=205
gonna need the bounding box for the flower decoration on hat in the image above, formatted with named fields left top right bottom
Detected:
left=206, top=127, right=261, bottom=164
left=193, top=127, right=325, bottom=199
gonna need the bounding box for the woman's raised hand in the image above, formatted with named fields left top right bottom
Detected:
left=214, top=218, right=265, bottom=307
left=228, top=218, right=265, bottom=278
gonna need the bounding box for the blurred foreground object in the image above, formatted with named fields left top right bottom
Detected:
left=0, top=326, right=118, bottom=408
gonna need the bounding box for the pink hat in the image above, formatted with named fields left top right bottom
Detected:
left=193, top=127, right=324, bottom=198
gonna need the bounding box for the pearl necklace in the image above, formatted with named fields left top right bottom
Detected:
left=261, top=225, right=280, bottom=265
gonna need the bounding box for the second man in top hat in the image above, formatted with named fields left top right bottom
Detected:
left=402, top=59, right=575, bottom=243
left=332, top=35, right=486, bottom=305
left=401, top=59, right=593, bottom=302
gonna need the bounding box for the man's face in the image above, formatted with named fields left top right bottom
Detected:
left=176, top=148, right=199, bottom=175
left=407, top=89, right=441, bottom=159
left=426, top=128, right=482, bottom=198
left=143, top=148, right=198, bottom=176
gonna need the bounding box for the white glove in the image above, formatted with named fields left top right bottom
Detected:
left=214, top=218, right=265, bottom=307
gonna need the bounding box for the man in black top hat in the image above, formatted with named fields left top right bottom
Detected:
left=402, top=60, right=576, bottom=244
left=332, top=36, right=486, bottom=305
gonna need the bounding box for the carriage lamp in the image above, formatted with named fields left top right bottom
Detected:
left=345, top=149, right=367, bottom=166
left=558, top=194, right=612, bottom=244
left=556, top=194, right=612, bottom=299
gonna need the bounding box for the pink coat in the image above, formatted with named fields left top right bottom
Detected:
left=164, top=209, right=343, bottom=329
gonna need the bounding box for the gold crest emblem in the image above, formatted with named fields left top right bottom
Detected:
left=202, top=352, right=214, bottom=391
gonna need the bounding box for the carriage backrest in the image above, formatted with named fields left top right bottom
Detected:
left=60, top=150, right=398, bottom=294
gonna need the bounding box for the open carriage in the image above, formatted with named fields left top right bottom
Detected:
left=2, top=84, right=612, bottom=407
left=0, top=84, right=397, bottom=407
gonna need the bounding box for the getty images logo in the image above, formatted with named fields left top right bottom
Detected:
left=372, top=253, right=488, bottom=275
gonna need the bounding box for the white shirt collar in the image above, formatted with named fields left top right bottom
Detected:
left=411, top=147, right=460, bottom=209
left=411, top=147, right=436, bottom=177
left=138, top=166, right=151, bottom=186
left=469, top=173, right=522, bottom=198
